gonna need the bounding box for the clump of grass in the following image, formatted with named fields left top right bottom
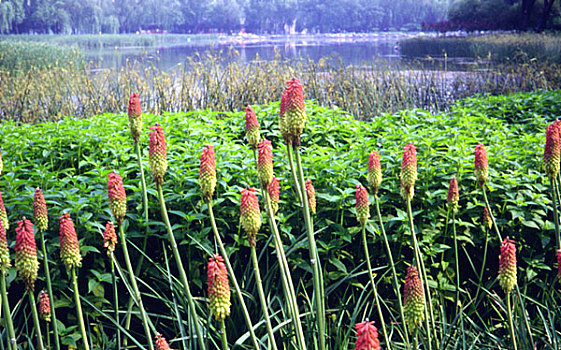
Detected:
left=0, top=41, right=83, bottom=73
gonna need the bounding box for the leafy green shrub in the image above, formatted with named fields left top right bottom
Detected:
left=0, top=90, right=559, bottom=347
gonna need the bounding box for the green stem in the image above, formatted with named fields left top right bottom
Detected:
left=551, top=180, right=561, bottom=249
left=440, top=209, right=450, bottom=272
left=157, top=184, right=206, bottom=350
left=125, top=141, right=151, bottom=344
left=39, top=230, right=61, bottom=350
left=406, top=198, right=433, bottom=350
left=110, top=254, right=121, bottom=349
left=118, top=224, right=154, bottom=350
left=452, top=211, right=460, bottom=314
left=361, top=225, right=390, bottom=348
left=506, top=293, right=517, bottom=350
left=263, top=191, right=307, bottom=350
left=474, top=225, right=489, bottom=303
left=29, top=291, right=45, bottom=350
left=46, top=321, right=51, bottom=350
left=71, top=268, right=90, bottom=350
left=374, top=195, right=409, bottom=346
left=481, top=186, right=502, bottom=243
left=293, top=147, right=325, bottom=350
left=250, top=246, right=278, bottom=350
left=1, top=275, right=16, bottom=350
left=219, top=319, right=228, bottom=350
left=207, top=202, right=259, bottom=350
left=286, top=144, right=303, bottom=205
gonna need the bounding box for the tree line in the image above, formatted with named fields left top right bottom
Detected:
left=0, top=0, right=448, bottom=34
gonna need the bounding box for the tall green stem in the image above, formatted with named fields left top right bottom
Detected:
left=156, top=184, right=206, bottom=350
left=481, top=186, right=502, bottom=243
left=125, top=141, right=151, bottom=343
left=506, top=293, right=517, bottom=350
left=452, top=212, right=460, bottom=314
left=71, top=268, right=90, bottom=350
left=219, top=319, right=228, bottom=350
left=374, top=195, right=409, bottom=346
left=46, top=321, right=51, bottom=350
left=29, top=291, right=45, bottom=350
left=39, top=230, right=61, bottom=350
left=263, top=191, right=307, bottom=350
left=474, top=225, right=489, bottom=303
left=1, top=275, right=16, bottom=350
left=406, top=198, right=434, bottom=350
left=250, top=246, right=278, bottom=350
left=118, top=224, right=154, bottom=350
left=361, top=225, right=390, bottom=348
left=110, top=254, right=121, bottom=349
left=286, top=144, right=303, bottom=205
left=207, top=202, right=259, bottom=350
left=551, top=180, right=561, bottom=249
left=293, top=147, right=325, bottom=350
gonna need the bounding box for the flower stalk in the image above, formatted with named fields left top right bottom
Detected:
left=0, top=221, right=16, bottom=350
left=447, top=177, right=460, bottom=313
left=34, top=188, right=61, bottom=350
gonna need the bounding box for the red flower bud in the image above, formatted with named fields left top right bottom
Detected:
left=155, top=334, right=171, bottom=350
left=245, top=106, right=260, bottom=149
left=15, top=217, right=39, bottom=290
left=59, top=212, right=82, bottom=270
left=482, top=207, right=492, bottom=230
left=258, top=139, right=273, bottom=188
left=199, top=145, right=217, bottom=202
left=404, top=265, right=425, bottom=332
left=355, top=184, right=370, bottom=226
left=544, top=122, right=561, bottom=179
left=108, top=172, right=127, bottom=224
left=279, top=78, right=306, bottom=146
left=400, top=143, right=417, bottom=201
left=367, top=151, right=382, bottom=195
left=268, top=177, right=280, bottom=215
left=306, top=179, right=316, bottom=214
left=447, top=177, right=459, bottom=213
left=0, top=221, right=9, bottom=273
left=149, top=123, right=168, bottom=185
left=103, top=221, right=118, bottom=255
left=474, top=143, right=489, bottom=186
left=128, top=93, right=143, bottom=143
left=33, top=188, right=48, bottom=233
left=354, top=320, right=380, bottom=350
left=240, top=187, right=261, bottom=247
left=207, top=254, right=231, bottom=321
left=39, top=290, right=51, bottom=322
left=498, top=238, right=517, bottom=294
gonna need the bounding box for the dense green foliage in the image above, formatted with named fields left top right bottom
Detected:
left=0, top=0, right=448, bottom=34
left=0, top=90, right=560, bottom=348
left=0, top=41, right=83, bottom=72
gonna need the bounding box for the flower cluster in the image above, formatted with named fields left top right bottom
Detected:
left=33, top=188, right=49, bottom=233
left=447, top=177, right=459, bottom=213
left=404, top=265, right=425, bottom=332
left=258, top=139, right=273, bottom=188
left=268, top=177, right=280, bottom=215
left=0, top=221, right=9, bottom=274
left=279, top=78, right=307, bottom=146
left=367, top=151, right=382, bottom=196
left=199, top=145, right=217, bottom=202
left=245, top=106, right=260, bottom=149
left=400, top=143, right=417, bottom=201
left=240, top=187, right=261, bottom=247
left=149, top=124, right=168, bottom=185
left=128, top=93, right=143, bottom=143
left=39, top=290, right=51, bottom=322
left=59, top=212, right=82, bottom=270
left=15, top=217, right=39, bottom=290
left=207, top=254, right=231, bottom=321
left=354, top=320, right=380, bottom=350
left=355, top=184, right=370, bottom=226
left=474, top=143, right=489, bottom=186
left=107, top=172, right=127, bottom=224
left=155, top=334, right=171, bottom=350
left=103, top=221, right=118, bottom=255
left=0, top=190, right=9, bottom=231
left=498, top=238, right=517, bottom=294
left=306, top=179, right=316, bottom=214
left=543, top=122, right=561, bottom=179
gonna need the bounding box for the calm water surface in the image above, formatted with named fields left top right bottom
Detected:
left=86, top=34, right=414, bottom=70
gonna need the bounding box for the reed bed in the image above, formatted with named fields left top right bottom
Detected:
left=1, top=51, right=560, bottom=123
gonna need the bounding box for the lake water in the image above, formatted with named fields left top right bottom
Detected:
left=86, top=33, right=417, bottom=70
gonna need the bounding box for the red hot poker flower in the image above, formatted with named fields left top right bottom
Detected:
left=155, top=334, right=171, bottom=350
left=33, top=188, right=48, bottom=233
left=108, top=172, right=127, bottom=224
left=354, top=320, right=381, bottom=350
left=149, top=124, right=168, bottom=185
left=474, top=143, right=489, bottom=186
left=498, top=237, right=517, bottom=294
left=543, top=122, right=561, bottom=179
left=240, top=187, right=261, bottom=247
left=59, top=212, right=82, bottom=270
left=279, top=78, right=307, bottom=146
left=355, top=184, right=370, bottom=226
left=245, top=106, right=260, bottom=149
left=268, top=177, right=280, bottom=215
left=0, top=221, right=10, bottom=273
left=447, top=177, right=459, bottom=213
left=128, top=93, right=143, bottom=143
left=404, top=265, right=425, bottom=332
left=258, top=139, right=273, bottom=188
left=15, top=217, right=39, bottom=290
left=367, top=151, right=382, bottom=195
left=207, top=254, right=231, bottom=321
left=0, top=190, right=9, bottom=231
left=39, top=290, right=51, bottom=322
left=199, top=145, right=217, bottom=202
left=400, top=143, right=417, bottom=201
left=103, top=221, right=118, bottom=255
left=306, top=179, right=317, bottom=214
